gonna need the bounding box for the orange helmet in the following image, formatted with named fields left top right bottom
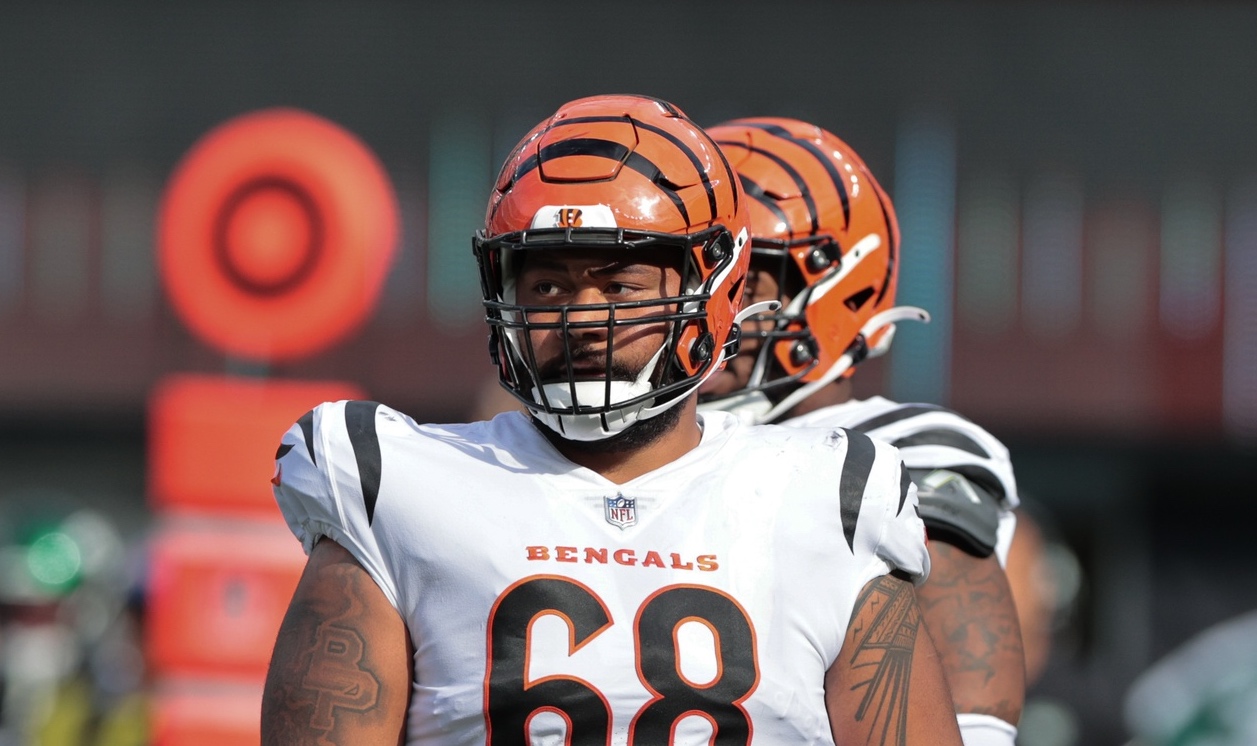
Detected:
left=474, top=95, right=751, bottom=440
left=699, top=117, right=927, bottom=423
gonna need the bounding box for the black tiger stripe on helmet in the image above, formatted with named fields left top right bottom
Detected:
left=474, top=95, right=752, bottom=442
left=701, top=117, right=902, bottom=402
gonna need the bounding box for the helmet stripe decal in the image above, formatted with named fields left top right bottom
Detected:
left=718, top=139, right=819, bottom=236
left=737, top=173, right=791, bottom=235
left=640, top=102, right=742, bottom=216
left=512, top=136, right=690, bottom=225
left=539, top=115, right=725, bottom=225
left=706, top=126, right=741, bottom=215
left=871, top=186, right=897, bottom=306
left=741, top=122, right=852, bottom=229
left=632, top=121, right=719, bottom=223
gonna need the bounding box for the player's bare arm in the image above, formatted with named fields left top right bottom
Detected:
left=262, top=537, right=412, bottom=745
left=917, top=541, right=1025, bottom=724
left=826, top=573, right=962, bottom=746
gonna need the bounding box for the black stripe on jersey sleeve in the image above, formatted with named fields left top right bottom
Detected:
left=345, top=401, right=383, bottom=525
left=898, top=462, right=911, bottom=517
left=297, top=409, right=317, bottom=466
left=849, top=404, right=948, bottom=434
left=890, top=428, right=990, bottom=458
left=838, top=428, right=877, bottom=552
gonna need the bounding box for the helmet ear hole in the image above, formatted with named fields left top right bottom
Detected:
left=844, top=286, right=875, bottom=312
left=805, top=240, right=840, bottom=274
left=703, top=233, right=731, bottom=268
left=689, top=332, right=715, bottom=367
left=788, top=338, right=818, bottom=367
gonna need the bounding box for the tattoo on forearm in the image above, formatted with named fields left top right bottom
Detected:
left=262, top=565, right=384, bottom=743
left=916, top=542, right=1024, bottom=721
left=847, top=575, right=919, bottom=746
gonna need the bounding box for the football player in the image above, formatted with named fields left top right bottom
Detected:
left=262, top=96, right=961, bottom=745
left=700, top=118, right=1026, bottom=746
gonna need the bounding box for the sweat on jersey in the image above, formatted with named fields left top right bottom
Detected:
left=273, top=402, right=929, bottom=746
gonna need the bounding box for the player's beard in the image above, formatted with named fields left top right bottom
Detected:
left=531, top=398, right=684, bottom=454
left=529, top=349, right=685, bottom=453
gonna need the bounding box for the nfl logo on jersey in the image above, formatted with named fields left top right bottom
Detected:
left=605, top=493, right=637, bottom=529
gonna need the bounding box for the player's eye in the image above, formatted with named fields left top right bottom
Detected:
left=532, top=280, right=562, bottom=296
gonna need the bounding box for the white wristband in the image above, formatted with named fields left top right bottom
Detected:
left=957, top=713, right=1018, bottom=746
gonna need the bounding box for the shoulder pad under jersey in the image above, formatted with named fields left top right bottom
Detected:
left=846, top=402, right=1019, bottom=511
left=908, top=468, right=1001, bottom=558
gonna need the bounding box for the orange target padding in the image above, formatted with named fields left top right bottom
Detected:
left=146, top=520, right=306, bottom=680
left=158, top=108, right=399, bottom=362
left=150, top=684, right=264, bottom=745
left=148, top=374, right=364, bottom=519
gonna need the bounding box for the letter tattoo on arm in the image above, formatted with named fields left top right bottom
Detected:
left=262, top=539, right=410, bottom=745
left=302, top=611, right=380, bottom=730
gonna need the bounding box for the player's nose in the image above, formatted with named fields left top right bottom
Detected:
left=563, top=289, right=613, bottom=331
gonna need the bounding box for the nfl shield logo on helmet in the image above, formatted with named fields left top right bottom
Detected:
left=605, top=493, right=637, bottom=529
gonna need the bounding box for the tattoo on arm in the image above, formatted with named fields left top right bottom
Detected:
left=302, top=609, right=380, bottom=728
left=916, top=541, right=1024, bottom=721
left=846, top=574, right=920, bottom=746
left=262, top=560, right=388, bottom=744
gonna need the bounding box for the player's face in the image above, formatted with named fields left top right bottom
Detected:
left=514, top=248, right=683, bottom=385
left=698, top=263, right=782, bottom=397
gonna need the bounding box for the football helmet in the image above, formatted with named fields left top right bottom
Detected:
left=474, top=95, right=753, bottom=441
left=700, top=117, right=928, bottom=423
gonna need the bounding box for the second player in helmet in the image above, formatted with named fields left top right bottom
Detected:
left=701, top=117, right=1026, bottom=746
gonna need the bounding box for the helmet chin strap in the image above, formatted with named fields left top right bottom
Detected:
left=756, top=305, right=931, bottom=425
left=531, top=345, right=668, bottom=442
left=693, top=299, right=783, bottom=425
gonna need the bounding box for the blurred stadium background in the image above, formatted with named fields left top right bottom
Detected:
left=3, top=2, right=1257, bottom=744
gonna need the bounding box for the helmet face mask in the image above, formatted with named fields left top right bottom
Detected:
left=476, top=225, right=741, bottom=438
left=474, top=95, right=750, bottom=441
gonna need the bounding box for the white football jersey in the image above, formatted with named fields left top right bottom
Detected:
left=785, top=396, right=1018, bottom=563
left=273, top=402, right=929, bottom=746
